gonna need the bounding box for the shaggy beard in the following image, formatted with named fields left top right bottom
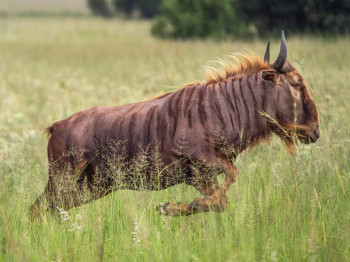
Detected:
left=270, top=121, right=310, bottom=155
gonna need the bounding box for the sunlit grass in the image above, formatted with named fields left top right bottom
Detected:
left=0, top=17, right=349, bottom=261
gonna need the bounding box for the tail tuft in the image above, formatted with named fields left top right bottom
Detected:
left=44, top=120, right=62, bottom=137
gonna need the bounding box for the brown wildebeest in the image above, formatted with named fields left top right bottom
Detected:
left=30, top=31, right=319, bottom=218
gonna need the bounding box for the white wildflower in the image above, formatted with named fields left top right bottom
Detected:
left=23, top=130, right=36, bottom=139
left=10, top=132, right=21, bottom=141
left=56, top=207, right=70, bottom=222
left=132, top=218, right=141, bottom=243
left=68, top=222, right=85, bottom=232
left=272, top=163, right=283, bottom=186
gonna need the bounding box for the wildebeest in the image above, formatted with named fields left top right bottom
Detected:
left=30, top=31, right=319, bottom=218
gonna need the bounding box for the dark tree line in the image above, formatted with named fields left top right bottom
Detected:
left=237, top=0, right=350, bottom=35
left=88, top=0, right=350, bottom=38
left=87, top=0, right=162, bottom=18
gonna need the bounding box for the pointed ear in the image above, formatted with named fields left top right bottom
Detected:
left=262, top=70, right=277, bottom=81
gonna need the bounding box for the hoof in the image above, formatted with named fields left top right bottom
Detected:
left=156, top=202, right=171, bottom=215
left=156, top=202, right=189, bottom=216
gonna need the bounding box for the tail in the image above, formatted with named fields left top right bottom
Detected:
left=44, top=120, right=63, bottom=137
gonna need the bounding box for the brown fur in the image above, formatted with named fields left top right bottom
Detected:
left=44, top=120, right=63, bottom=137
left=149, top=82, right=201, bottom=101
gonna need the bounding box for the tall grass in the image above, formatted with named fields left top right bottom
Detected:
left=0, top=17, right=349, bottom=261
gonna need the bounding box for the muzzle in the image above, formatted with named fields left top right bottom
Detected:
left=303, top=124, right=320, bottom=143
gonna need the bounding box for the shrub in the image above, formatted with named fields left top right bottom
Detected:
left=151, top=0, right=254, bottom=39
left=236, top=0, right=350, bottom=35
left=87, top=0, right=112, bottom=17
left=138, top=0, right=162, bottom=18
left=113, top=0, right=137, bottom=16
left=112, top=0, right=161, bottom=18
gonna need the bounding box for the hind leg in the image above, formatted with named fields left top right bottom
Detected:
left=156, top=158, right=237, bottom=216
left=156, top=179, right=223, bottom=215
left=29, top=160, right=106, bottom=221
left=29, top=178, right=58, bottom=220
left=29, top=184, right=89, bottom=221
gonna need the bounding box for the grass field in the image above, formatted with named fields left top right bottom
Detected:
left=0, top=17, right=349, bottom=261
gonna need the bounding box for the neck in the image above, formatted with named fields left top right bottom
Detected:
left=209, top=73, right=273, bottom=154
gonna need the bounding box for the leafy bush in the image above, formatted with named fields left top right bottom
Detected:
left=87, top=0, right=161, bottom=18
left=236, top=0, right=350, bottom=35
left=138, top=0, right=162, bottom=18
left=303, top=0, right=350, bottom=34
left=151, top=0, right=254, bottom=39
left=113, top=0, right=137, bottom=16
left=112, top=0, right=162, bottom=18
left=87, top=0, right=112, bottom=17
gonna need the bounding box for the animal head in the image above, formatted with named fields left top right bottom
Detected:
left=261, top=31, right=319, bottom=145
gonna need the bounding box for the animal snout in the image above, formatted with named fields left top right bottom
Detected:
left=308, top=124, right=320, bottom=143
left=304, top=124, right=320, bottom=143
left=314, top=125, right=320, bottom=140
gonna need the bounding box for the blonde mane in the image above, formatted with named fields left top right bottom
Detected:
left=205, top=53, right=270, bottom=84
left=150, top=53, right=269, bottom=101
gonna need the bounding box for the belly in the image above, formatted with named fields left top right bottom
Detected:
left=86, top=142, right=189, bottom=191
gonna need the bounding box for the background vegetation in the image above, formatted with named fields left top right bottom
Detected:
left=86, top=0, right=350, bottom=38
left=0, top=16, right=349, bottom=261
left=114, top=0, right=162, bottom=18
left=151, top=0, right=253, bottom=39
left=236, top=0, right=350, bottom=35
left=87, top=0, right=112, bottom=17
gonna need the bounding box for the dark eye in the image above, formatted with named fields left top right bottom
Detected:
left=290, top=82, right=299, bottom=88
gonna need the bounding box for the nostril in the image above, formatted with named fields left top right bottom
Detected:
left=314, top=125, right=320, bottom=139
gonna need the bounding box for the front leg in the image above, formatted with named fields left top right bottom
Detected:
left=157, top=158, right=238, bottom=216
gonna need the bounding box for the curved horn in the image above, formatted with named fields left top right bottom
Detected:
left=273, top=30, right=287, bottom=71
left=264, top=41, right=270, bottom=64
